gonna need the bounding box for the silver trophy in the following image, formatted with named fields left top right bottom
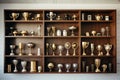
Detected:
left=72, top=63, right=78, bottom=72
left=65, top=63, right=71, bottom=72
left=13, top=59, right=18, bottom=72
left=104, top=43, right=112, bottom=56
left=10, top=45, right=16, bottom=56
left=21, top=61, right=27, bottom=72
left=57, top=64, right=63, bottom=72
left=46, top=11, right=56, bottom=21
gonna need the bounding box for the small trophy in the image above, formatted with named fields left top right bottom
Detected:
left=69, top=26, right=77, bottom=36
left=38, top=66, right=42, bottom=72
left=95, top=58, right=101, bottom=72
left=48, top=62, right=54, bottom=72
left=21, top=61, right=27, bottom=72
left=22, top=12, right=31, bottom=21
left=9, top=12, right=19, bottom=20
left=10, top=45, right=16, bottom=56
left=57, top=64, right=63, bottom=72
left=82, top=41, right=89, bottom=55
left=102, top=64, right=107, bottom=72
left=90, top=43, right=94, bottom=56
left=72, top=42, right=78, bottom=56
left=101, top=27, right=105, bottom=36
left=96, top=44, right=103, bottom=56
left=72, top=63, right=78, bottom=72
left=27, top=42, right=35, bottom=56
left=46, top=11, right=56, bottom=21
left=65, top=63, right=71, bottom=72
left=13, top=59, right=18, bottom=72
left=58, top=45, right=64, bottom=56
left=104, top=43, right=112, bottom=56
left=72, top=14, right=77, bottom=21
left=35, top=14, right=40, bottom=20
left=64, top=42, right=71, bottom=56
left=50, top=43, right=57, bottom=56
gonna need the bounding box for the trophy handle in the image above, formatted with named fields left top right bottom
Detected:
left=46, top=13, right=50, bottom=18
left=9, top=14, right=13, bottom=19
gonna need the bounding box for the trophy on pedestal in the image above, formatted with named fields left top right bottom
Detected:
left=64, top=42, right=71, bottom=56
left=72, top=42, right=78, bottom=56
left=95, top=58, right=101, bottom=72
left=46, top=11, right=56, bottom=21
left=82, top=41, right=89, bottom=55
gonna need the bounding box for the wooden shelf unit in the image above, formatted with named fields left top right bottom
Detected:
left=4, top=9, right=116, bottom=73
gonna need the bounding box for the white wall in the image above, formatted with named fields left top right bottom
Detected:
left=0, top=3, right=120, bottom=80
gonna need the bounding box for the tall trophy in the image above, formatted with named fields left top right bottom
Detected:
left=51, top=43, right=57, bottom=56
left=48, top=62, right=54, bottom=72
left=57, top=64, right=63, bottom=72
left=13, top=59, right=18, bottom=72
left=64, top=42, right=71, bottom=56
left=82, top=41, right=89, bottom=55
left=96, top=44, right=103, bottom=56
left=27, top=42, right=35, bottom=56
left=22, top=12, right=31, bottom=21
left=21, top=61, right=27, bottom=72
left=91, top=43, right=94, bottom=56
left=46, top=11, right=56, bottom=21
left=102, top=64, right=107, bottom=72
left=72, top=42, right=78, bottom=56
left=95, top=58, right=101, bottom=72
left=10, top=45, right=16, bottom=56
left=58, top=45, right=64, bottom=56
left=18, top=42, right=24, bottom=56
left=104, top=43, right=112, bottom=56
left=9, top=12, right=19, bottom=20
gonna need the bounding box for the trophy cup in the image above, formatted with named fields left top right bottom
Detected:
left=72, top=63, right=78, bottom=72
left=48, top=62, right=54, bottom=72
left=82, top=41, right=89, bottom=55
left=35, top=14, right=40, bottom=20
left=64, top=42, right=71, bottom=56
left=50, top=43, right=57, bottom=56
left=69, top=26, right=77, bottom=36
left=72, top=14, right=77, bottom=21
left=57, top=64, right=63, bottom=72
left=18, top=42, right=24, bottom=56
left=46, top=11, right=56, bottom=21
left=104, top=43, right=112, bottom=56
left=96, top=44, right=103, bottom=56
left=95, top=58, right=101, bottom=72
left=10, top=45, right=16, bottom=56
left=91, top=43, right=94, bottom=56
left=58, top=45, right=64, bottom=56
left=9, top=12, right=19, bottom=20
left=47, top=27, right=51, bottom=36
left=22, top=12, right=31, bottom=21
left=27, top=42, right=35, bottom=56
left=91, top=30, right=96, bottom=36
left=51, top=26, right=56, bottom=36
left=101, top=27, right=105, bottom=36
left=95, top=14, right=103, bottom=21
left=13, top=59, right=18, bottom=72
left=46, top=43, right=49, bottom=55
left=72, top=42, right=78, bottom=56
left=38, top=66, right=42, bottom=72
left=13, top=30, right=18, bottom=36
left=21, top=61, right=27, bottom=72
left=21, top=30, right=28, bottom=36
left=102, top=64, right=107, bottom=72
left=65, top=63, right=71, bottom=72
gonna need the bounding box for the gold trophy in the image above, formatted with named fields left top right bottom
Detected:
left=102, top=64, right=107, bottom=72
left=21, top=30, right=28, bottom=36
left=95, top=14, right=103, bottom=21
left=46, top=11, right=56, bottom=21
left=104, top=43, right=112, bottom=56
left=51, top=26, right=56, bottom=36
left=18, top=42, right=24, bottom=56
left=27, top=42, right=35, bottom=56
left=9, top=12, right=19, bottom=20
left=91, top=30, right=96, bottom=36
left=72, top=42, right=78, bottom=56
left=35, top=14, right=40, bottom=20
left=96, top=44, right=103, bottom=56
left=50, top=43, right=57, bottom=56
left=22, top=12, right=31, bottom=21
left=47, top=27, right=51, bottom=36
left=69, top=26, right=77, bottom=36
left=30, top=61, right=37, bottom=72
left=64, top=42, right=71, bottom=56
left=82, top=41, right=89, bottom=55
left=48, top=62, right=54, bottom=72
left=95, top=58, right=101, bottom=72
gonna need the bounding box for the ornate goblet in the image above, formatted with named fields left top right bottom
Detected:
left=57, top=64, right=63, bottom=72
left=38, top=66, right=42, bottom=72
left=47, top=27, right=51, bottom=36
left=58, top=45, right=64, bottom=56
left=95, top=58, right=101, bottom=72
left=96, top=44, right=103, bottom=56
left=91, top=30, right=96, bottom=36
left=18, top=42, right=24, bottom=56
left=51, top=43, right=57, bottom=56
left=21, top=61, right=27, bottom=72
left=72, top=42, right=78, bottom=56
left=13, top=59, right=18, bottom=72
left=64, top=42, right=71, bottom=56
left=91, top=43, right=94, bottom=56
left=46, top=11, right=56, bottom=21
left=27, top=42, right=35, bottom=56
left=46, top=43, right=49, bottom=55
left=51, top=26, right=56, bottom=36
left=102, top=64, right=107, bottom=72
left=82, top=41, right=89, bottom=56
left=10, top=45, right=16, bottom=56
left=69, top=26, right=77, bottom=36
left=101, top=27, right=105, bottom=36
left=48, top=62, right=54, bottom=72
left=104, top=43, right=112, bottom=56
left=35, top=14, right=40, bottom=20
left=9, top=12, right=19, bottom=20
left=22, top=12, right=31, bottom=21
left=65, top=63, right=71, bottom=72
left=72, top=14, right=77, bottom=21
left=73, top=63, right=78, bottom=72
